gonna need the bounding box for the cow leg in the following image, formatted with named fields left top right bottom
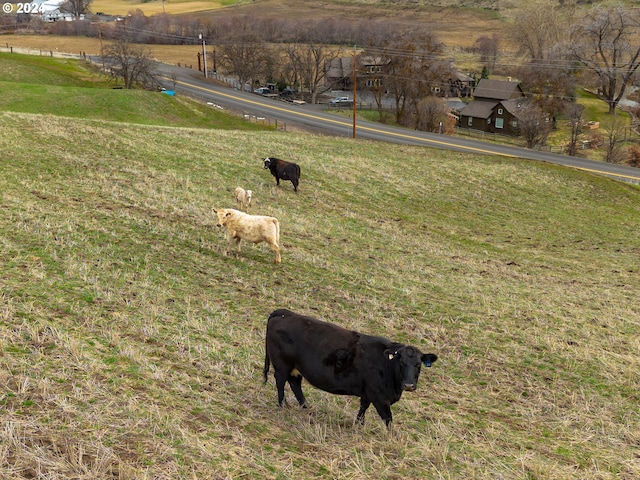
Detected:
left=288, top=374, right=307, bottom=408
left=225, top=235, right=234, bottom=256
left=292, top=179, right=298, bottom=192
left=270, top=243, right=282, bottom=264
left=234, top=237, right=242, bottom=253
left=372, top=402, right=393, bottom=427
left=356, top=398, right=371, bottom=424
left=274, top=370, right=289, bottom=407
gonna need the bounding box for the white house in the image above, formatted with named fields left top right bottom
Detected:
left=36, top=0, right=80, bottom=21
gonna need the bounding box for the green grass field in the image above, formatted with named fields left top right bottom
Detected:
left=0, top=53, right=265, bottom=130
left=2, top=54, right=640, bottom=479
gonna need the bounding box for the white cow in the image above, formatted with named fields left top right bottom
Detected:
left=234, top=186, right=253, bottom=211
left=213, top=208, right=281, bottom=264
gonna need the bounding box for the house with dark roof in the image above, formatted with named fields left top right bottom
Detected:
left=325, top=56, right=355, bottom=91
left=326, top=55, right=472, bottom=100
left=448, top=71, right=474, bottom=98
left=458, top=79, right=526, bottom=135
left=325, top=55, right=392, bottom=91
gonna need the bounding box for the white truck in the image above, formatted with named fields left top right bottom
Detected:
left=329, top=96, right=352, bottom=106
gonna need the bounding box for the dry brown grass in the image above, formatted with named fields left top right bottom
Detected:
left=1, top=34, right=203, bottom=65
left=86, top=0, right=511, bottom=38
left=91, top=0, right=224, bottom=16
left=197, top=0, right=509, bottom=49
left=4, top=0, right=510, bottom=56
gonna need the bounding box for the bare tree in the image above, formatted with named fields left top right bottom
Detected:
left=603, top=111, right=627, bottom=163
left=379, top=28, right=449, bottom=126
left=565, top=102, right=585, bottom=156
left=627, top=144, right=640, bottom=167
left=286, top=43, right=340, bottom=104
left=104, top=37, right=159, bottom=89
left=570, top=5, right=640, bottom=114
left=219, top=42, right=267, bottom=92
left=282, top=44, right=302, bottom=92
left=516, top=101, right=552, bottom=148
left=510, top=1, right=568, bottom=61
left=261, top=47, right=280, bottom=87
left=516, top=53, right=578, bottom=129
left=415, top=96, right=450, bottom=133
left=404, top=32, right=451, bottom=129
left=473, top=33, right=500, bottom=72
left=60, top=0, right=92, bottom=17
left=215, top=14, right=271, bottom=91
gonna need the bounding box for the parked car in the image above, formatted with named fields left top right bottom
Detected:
left=279, top=88, right=294, bottom=100
left=329, top=96, right=351, bottom=106
left=254, top=87, right=273, bottom=95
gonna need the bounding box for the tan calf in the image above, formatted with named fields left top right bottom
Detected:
left=213, top=208, right=281, bottom=264
left=234, top=186, right=253, bottom=211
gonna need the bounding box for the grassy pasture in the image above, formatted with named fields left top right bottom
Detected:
left=2, top=55, right=640, bottom=479
left=0, top=53, right=265, bottom=129
left=0, top=53, right=106, bottom=86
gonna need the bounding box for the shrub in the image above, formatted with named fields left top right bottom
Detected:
left=626, top=144, right=640, bottom=167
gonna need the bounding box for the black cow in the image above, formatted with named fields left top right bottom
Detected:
left=263, top=157, right=301, bottom=192
left=263, top=308, right=438, bottom=427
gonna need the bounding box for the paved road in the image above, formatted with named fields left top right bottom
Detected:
left=155, top=63, right=640, bottom=185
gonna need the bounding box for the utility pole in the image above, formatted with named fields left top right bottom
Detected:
left=199, top=33, right=208, bottom=78
left=352, top=45, right=357, bottom=139
left=98, top=23, right=104, bottom=71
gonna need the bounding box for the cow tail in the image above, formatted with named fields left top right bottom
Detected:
left=263, top=331, right=271, bottom=383
left=274, top=218, right=280, bottom=246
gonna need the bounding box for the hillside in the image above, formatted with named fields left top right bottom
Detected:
left=1, top=56, right=640, bottom=479
left=190, top=0, right=507, bottom=48
left=0, top=53, right=267, bottom=129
